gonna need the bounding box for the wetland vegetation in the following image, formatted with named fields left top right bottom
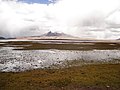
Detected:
left=0, top=64, right=120, bottom=90
left=0, top=40, right=120, bottom=90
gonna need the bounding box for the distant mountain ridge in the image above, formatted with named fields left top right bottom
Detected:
left=16, top=31, right=78, bottom=40
left=0, top=36, right=5, bottom=39
left=41, top=31, right=74, bottom=37
left=42, top=31, right=64, bottom=36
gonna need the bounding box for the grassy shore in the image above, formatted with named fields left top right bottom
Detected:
left=0, top=64, right=120, bottom=90
left=0, top=40, right=120, bottom=90
left=1, top=41, right=120, bottom=50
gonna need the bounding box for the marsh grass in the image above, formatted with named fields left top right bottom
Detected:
left=0, top=64, right=120, bottom=90
left=0, top=41, right=120, bottom=50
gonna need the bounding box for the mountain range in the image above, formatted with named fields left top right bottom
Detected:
left=17, top=31, right=78, bottom=40
left=0, top=37, right=5, bottom=39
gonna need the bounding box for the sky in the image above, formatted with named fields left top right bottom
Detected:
left=0, top=0, right=120, bottom=39
left=19, top=0, right=55, bottom=4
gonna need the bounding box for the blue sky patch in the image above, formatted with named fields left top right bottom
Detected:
left=19, top=0, right=54, bottom=4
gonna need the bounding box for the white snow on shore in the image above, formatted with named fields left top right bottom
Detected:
left=0, top=47, right=120, bottom=72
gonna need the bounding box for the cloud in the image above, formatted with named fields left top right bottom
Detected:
left=48, top=0, right=56, bottom=3
left=0, top=0, right=120, bottom=39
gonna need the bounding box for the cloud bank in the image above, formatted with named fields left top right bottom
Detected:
left=0, top=0, right=120, bottom=39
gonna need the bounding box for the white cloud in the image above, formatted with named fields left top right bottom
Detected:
left=0, top=0, right=120, bottom=39
left=48, top=0, right=54, bottom=2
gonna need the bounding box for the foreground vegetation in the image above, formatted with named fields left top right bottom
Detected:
left=0, top=64, right=120, bottom=90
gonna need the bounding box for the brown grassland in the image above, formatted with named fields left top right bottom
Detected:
left=0, top=40, right=120, bottom=50
left=0, top=64, right=120, bottom=90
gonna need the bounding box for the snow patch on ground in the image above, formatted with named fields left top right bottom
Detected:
left=0, top=47, right=120, bottom=72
